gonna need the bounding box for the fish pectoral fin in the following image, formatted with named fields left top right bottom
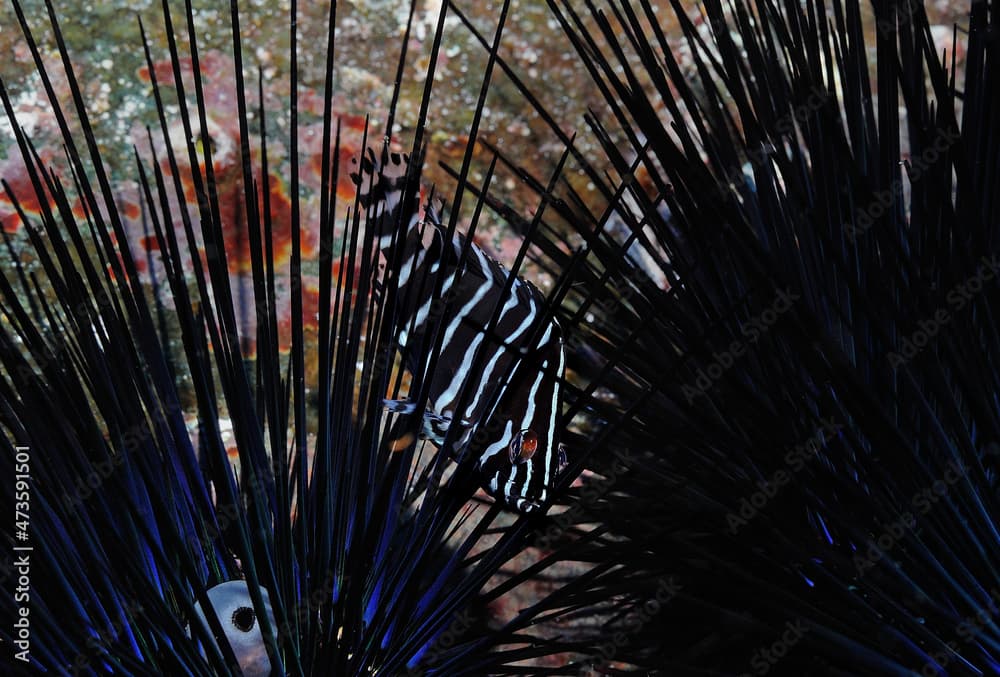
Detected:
left=420, top=411, right=453, bottom=446
left=382, top=398, right=418, bottom=414
left=383, top=401, right=455, bottom=445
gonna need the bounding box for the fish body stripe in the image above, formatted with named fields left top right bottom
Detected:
left=356, top=151, right=565, bottom=513
left=463, top=291, right=529, bottom=418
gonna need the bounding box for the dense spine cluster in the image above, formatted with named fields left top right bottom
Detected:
left=0, top=0, right=998, bottom=675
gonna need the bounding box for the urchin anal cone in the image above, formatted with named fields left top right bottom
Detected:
left=190, top=580, right=275, bottom=677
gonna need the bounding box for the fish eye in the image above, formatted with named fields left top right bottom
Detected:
left=232, top=606, right=256, bottom=633
left=508, top=429, right=538, bottom=464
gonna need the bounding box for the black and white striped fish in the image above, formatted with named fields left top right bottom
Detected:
left=354, top=149, right=566, bottom=513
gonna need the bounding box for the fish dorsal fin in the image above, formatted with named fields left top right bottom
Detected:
left=350, top=146, right=424, bottom=249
